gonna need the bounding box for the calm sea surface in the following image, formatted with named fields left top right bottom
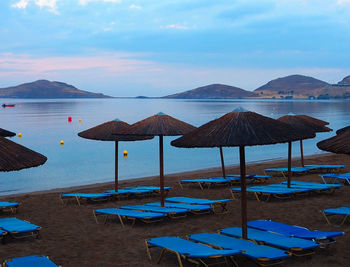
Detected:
left=0, top=98, right=349, bottom=196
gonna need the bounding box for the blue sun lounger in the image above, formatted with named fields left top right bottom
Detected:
left=281, top=181, right=343, bottom=189
left=189, top=233, right=290, bottom=265
left=3, top=255, right=58, bottom=267
left=60, top=193, right=111, bottom=205
left=247, top=220, right=344, bottom=246
left=227, top=174, right=271, bottom=183
left=146, top=202, right=212, bottom=214
left=123, top=186, right=171, bottom=192
left=145, top=236, right=241, bottom=267
left=120, top=205, right=188, bottom=218
left=220, top=227, right=319, bottom=256
left=320, top=173, right=350, bottom=185
left=105, top=188, right=153, bottom=198
left=231, top=186, right=310, bottom=201
left=304, top=164, right=346, bottom=172
left=267, top=183, right=339, bottom=194
left=179, top=177, right=238, bottom=190
left=0, top=201, right=20, bottom=214
left=93, top=208, right=166, bottom=227
left=322, top=207, right=350, bottom=226
left=165, top=197, right=231, bottom=214
left=264, top=167, right=310, bottom=177
left=0, top=217, right=41, bottom=239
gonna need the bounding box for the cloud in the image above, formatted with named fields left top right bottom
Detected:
left=78, top=0, right=122, bottom=5
left=0, top=52, right=159, bottom=77
left=129, top=4, right=141, bottom=10
left=163, top=24, right=189, bottom=30
left=35, top=0, right=58, bottom=14
left=11, top=0, right=29, bottom=9
left=11, top=0, right=58, bottom=13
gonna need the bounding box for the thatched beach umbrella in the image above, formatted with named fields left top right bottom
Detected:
left=122, top=112, right=196, bottom=206
left=336, top=125, right=350, bottom=135
left=78, top=119, right=153, bottom=191
left=171, top=108, right=313, bottom=239
left=278, top=115, right=331, bottom=167
left=0, top=136, right=47, bottom=171
left=0, top=128, right=16, bottom=137
left=317, top=130, right=350, bottom=155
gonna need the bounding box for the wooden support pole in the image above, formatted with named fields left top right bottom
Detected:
left=239, top=146, right=247, bottom=239
left=159, top=135, right=165, bottom=207
left=219, top=146, right=226, bottom=179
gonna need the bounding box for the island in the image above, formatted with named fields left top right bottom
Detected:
left=0, top=80, right=111, bottom=98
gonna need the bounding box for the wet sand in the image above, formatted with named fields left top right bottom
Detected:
left=0, top=153, right=349, bottom=266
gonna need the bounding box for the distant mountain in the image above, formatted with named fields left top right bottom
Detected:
left=255, top=75, right=329, bottom=96
left=338, top=75, right=350, bottom=85
left=163, top=84, right=258, bottom=99
left=0, top=80, right=111, bottom=98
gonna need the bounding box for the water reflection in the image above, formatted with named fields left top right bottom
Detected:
left=0, top=98, right=349, bottom=195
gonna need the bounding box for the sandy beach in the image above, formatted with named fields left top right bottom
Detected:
left=0, top=152, right=349, bottom=266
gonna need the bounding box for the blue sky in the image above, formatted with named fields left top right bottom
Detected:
left=1, top=0, right=350, bottom=96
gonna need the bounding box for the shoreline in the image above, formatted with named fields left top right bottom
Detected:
left=1, top=152, right=334, bottom=198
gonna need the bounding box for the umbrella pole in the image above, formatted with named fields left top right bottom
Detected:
left=159, top=135, right=165, bottom=207
left=219, top=147, right=226, bottom=179
left=239, top=145, right=247, bottom=240
left=115, top=141, right=119, bottom=192
left=300, top=140, right=304, bottom=167
left=287, top=141, right=292, bottom=188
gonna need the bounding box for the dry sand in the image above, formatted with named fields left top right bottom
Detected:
left=0, top=153, right=349, bottom=266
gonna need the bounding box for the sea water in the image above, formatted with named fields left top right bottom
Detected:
left=0, top=98, right=349, bottom=195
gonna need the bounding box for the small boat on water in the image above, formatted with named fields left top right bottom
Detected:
left=1, top=104, right=15, bottom=108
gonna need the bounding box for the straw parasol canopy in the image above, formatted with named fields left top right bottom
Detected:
left=171, top=108, right=314, bottom=239
left=317, top=131, right=350, bottom=155
left=122, top=112, right=196, bottom=206
left=78, top=119, right=153, bottom=191
left=278, top=115, right=332, bottom=166
left=336, top=125, right=350, bottom=135
left=0, top=136, right=47, bottom=171
left=0, top=128, right=16, bottom=137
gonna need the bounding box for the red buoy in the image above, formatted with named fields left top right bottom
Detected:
left=68, top=116, right=72, bottom=122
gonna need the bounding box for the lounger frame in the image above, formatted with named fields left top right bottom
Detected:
left=93, top=210, right=164, bottom=227
left=321, top=207, right=350, bottom=226
left=145, top=238, right=235, bottom=267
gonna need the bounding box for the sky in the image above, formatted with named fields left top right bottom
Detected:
left=1, top=0, right=350, bottom=97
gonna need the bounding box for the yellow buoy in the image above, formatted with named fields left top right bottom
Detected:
left=60, top=140, right=64, bottom=145
left=18, top=133, right=22, bottom=138
left=123, top=150, right=128, bottom=158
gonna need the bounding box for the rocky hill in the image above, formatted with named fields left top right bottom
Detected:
left=0, top=80, right=111, bottom=98
left=163, top=84, right=258, bottom=99
left=254, top=74, right=350, bottom=99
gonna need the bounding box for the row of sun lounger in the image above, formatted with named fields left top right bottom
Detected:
left=60, top=186, right=171, bottom=205
left=264, top=164, right=346, bottom=177
left=93, top=197, right=232, bottom=227
left=179, top=174, right=271, bottom=190
left=146, top=220, right=344, bottom=266
left=231, top=181, right=343, bottom=201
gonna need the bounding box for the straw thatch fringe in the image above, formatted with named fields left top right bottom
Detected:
left=0, top=137, right=47, bottom=171
left=78, top=120, right=153, bottom=141
left=317, top=131, right=350, bottom=155
left=278, top=115, right=332, bottom=133
left=0, top=128, right=16, bottom=137
left=123, top=114, right=196, bottom=136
